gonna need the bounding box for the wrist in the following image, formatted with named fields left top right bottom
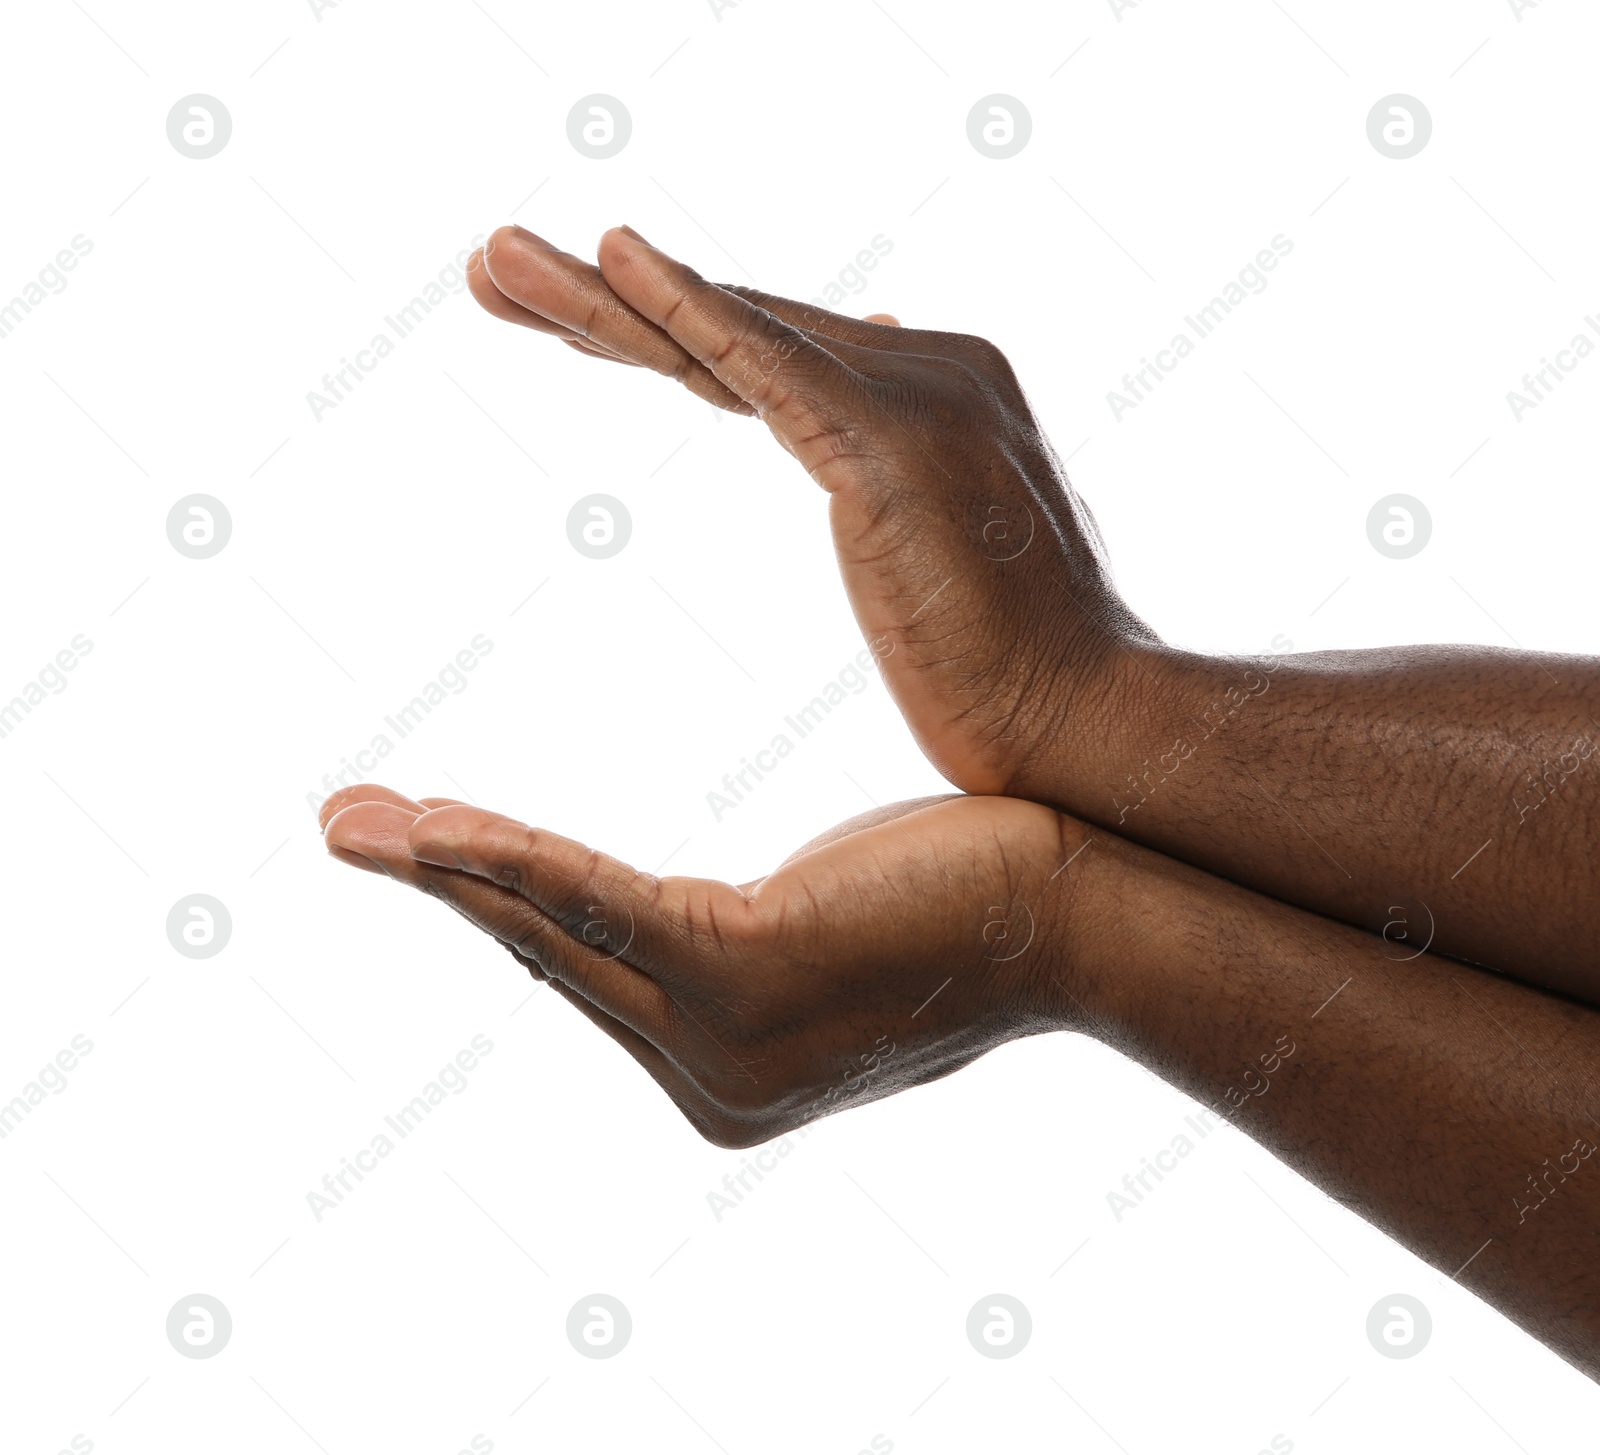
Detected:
left=1008, top=809, right=1127, bottom=1038
left=1007, top=624, right=1181, bottom=817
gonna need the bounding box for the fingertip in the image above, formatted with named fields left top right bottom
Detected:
left=482, top=224, right=559, bottom=291
left=317, top=782, right=423, bottom=831
left=324, top=800, right=423, bottom=868
left=407, top=803, right=517, bottom=852
left=597, top=224, right=640, bottom=262
left=597, top=224, right=667, bottom=282
left=408, top=806, right=542, bottom=881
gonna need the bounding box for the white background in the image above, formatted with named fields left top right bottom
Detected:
left=1, top=0, right=1597, bottom=1451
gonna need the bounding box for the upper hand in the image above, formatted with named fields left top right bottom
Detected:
left=469, top=224, right=1156, bottom=798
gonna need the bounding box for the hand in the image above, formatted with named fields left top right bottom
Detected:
left=469, top=225, right=1158, bottom=798
left=320, top=783, right=1093, bottom=1146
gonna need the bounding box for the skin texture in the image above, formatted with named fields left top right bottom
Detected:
left=322, top=781, right=1600, bottom=1379
left=313, top=226, right=1600, bottom=1379
left=470, top=225, right=1600, bottom=1006
left=324, top=785, right=1082, bottom=1145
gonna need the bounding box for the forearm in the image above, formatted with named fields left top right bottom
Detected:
left=1057, top=826, right=1600, bottom=1379
left=1027, top=637, right=1600, bottom=1000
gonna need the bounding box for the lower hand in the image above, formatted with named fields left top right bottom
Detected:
left=321, top=784, right=1092, bottom=1146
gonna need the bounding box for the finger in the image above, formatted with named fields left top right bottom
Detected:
left=325, top=801, right=549, bottom=979
left=417, top=859, right=675, bottom=1038
left=468, top=248, right=638, bottom=366
left=318, top=782, right=429, bottom=832
left=406, top=805, right=743, bottom=987
left=327, top=802, right=678, bottom=1032
left=481, top=226, right=751, bottom=413
left=596, top=227, right=860, bottom=463
left=324, top=798, right=422, bottom=871
left=563, top=338, right=642, bottom=365
left=479, top=229, right=897, bottom=361
left=468, top=246, right=601, bottom=345
left=718, top=286, right=919, bottom=351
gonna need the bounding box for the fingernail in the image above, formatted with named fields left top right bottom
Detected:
left=619, top=224, right=653, bottom=246
left=411, top=841, right=465, bottom=870
left=328, top=846, right=390, bottom=876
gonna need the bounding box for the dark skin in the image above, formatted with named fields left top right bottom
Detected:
left=466, top=223, right=1600, bottom=1007
left=318, top=226, right=1600, bottom=1378
left=323, top=783, right=1600, bottom=1379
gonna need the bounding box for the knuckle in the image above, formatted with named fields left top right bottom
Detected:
left=491, top=861, right=526, bottom=896
left=947, top=333, right=1021, bottom=394
left=743, top=311, right=808, bottom=374
left=949, top=331, right=1008, bottom=368
left=500, top=940, right=547, bottom=980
